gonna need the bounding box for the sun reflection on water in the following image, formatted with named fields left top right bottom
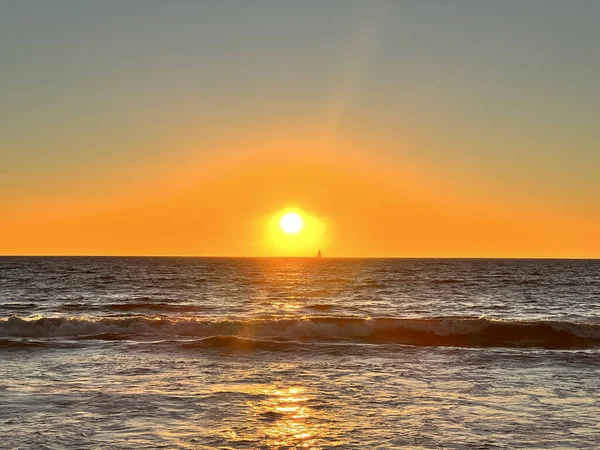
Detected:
left=250, top=386, right=323, bottom=449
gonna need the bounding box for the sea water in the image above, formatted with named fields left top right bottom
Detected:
left=0, top=257, right=599, bottom=448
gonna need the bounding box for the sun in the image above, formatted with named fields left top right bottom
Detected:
left=267, top=208, right=328, bottom=255
left=280, top=212, right=303, bottom=234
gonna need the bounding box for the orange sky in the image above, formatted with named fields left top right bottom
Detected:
left=3, top=127, right=598, bottom=257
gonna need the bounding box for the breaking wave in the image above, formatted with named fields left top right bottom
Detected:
left=1, top=316, right=599, bottom=349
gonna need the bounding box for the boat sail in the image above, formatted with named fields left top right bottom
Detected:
left=317, top=250, right=322, bottom=258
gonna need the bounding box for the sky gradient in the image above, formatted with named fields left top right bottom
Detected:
left=1, top=0, right=599, bottom=257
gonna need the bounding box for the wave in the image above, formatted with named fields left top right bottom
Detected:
left=1, top=316, right=599, bottom=349
left=178, top=336, right=300, bottom=352
left=107, top=303, right=206, bottom=313
left=0, top=338, right=84, bottom=350
left=0, top=303, right=39, bottom=311
left=302, top=304, right=335, bottom=311
left=59, top=299, right=196, bottom=313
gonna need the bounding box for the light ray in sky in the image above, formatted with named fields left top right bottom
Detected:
left=322, top=1, right=387, bottom=143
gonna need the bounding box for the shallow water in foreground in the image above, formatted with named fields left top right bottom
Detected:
left=1, top=257, right=599, bottom=448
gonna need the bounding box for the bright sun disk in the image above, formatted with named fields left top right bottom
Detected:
left=280, top=212, right=303, bottom=234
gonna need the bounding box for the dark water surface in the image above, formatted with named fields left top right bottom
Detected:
left=1, top=257, right=599, bottom=448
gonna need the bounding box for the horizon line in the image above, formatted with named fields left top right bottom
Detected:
left=0, top=255, right=598, bottom=260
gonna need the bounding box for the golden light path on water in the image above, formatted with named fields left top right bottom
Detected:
left=198, top=382, right=334, bottom=449
left=250, top=386, right=322, bottom=448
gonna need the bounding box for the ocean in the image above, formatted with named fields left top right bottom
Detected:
left=0, top=257, right=599, bottom=448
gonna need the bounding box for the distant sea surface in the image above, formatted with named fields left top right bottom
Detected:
left=1, top=257, right=599, bottom=448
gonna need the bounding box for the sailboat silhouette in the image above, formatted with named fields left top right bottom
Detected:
left=317, top=250, right=322, bottom=258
